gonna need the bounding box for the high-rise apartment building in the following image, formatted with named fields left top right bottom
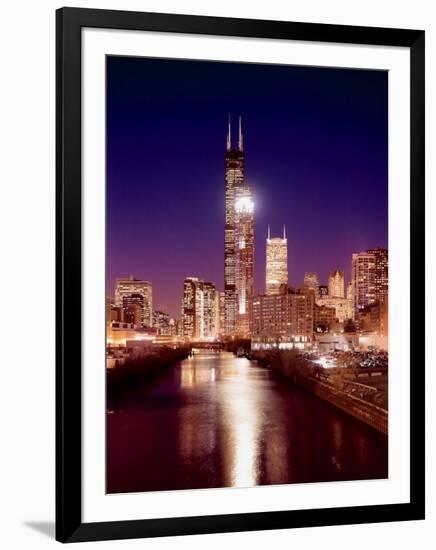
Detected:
left=328, top=270, right=345, bottom=298
left=265, top=226, right=288, bottom=295
left=367, top=248, right=388, bottom=302
left=224, top=115, right=254, bottom=337
left=115, top=276, right=153, bottom=327
left=182, top=277, right=218, bottom=340
left=351, top=252, right=376, bottom=318
left=352, top=248, right=388, bottom=319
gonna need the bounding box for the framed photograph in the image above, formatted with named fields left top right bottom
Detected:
left=56, top=7, right=425, bottom=543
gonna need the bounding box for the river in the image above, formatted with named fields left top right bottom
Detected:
left=107, top=350, right=387, bottom=493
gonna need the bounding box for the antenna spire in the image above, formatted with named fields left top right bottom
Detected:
left=238, top=115, right=243, bottom=151
left=226, top=114, right=231, bottom=151
left=267, top=225, right=271, bottom=240
left=283, top=225, right=286, bottom=239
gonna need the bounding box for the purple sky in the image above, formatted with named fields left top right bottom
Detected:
left=106, top=56, right=388, bottom=318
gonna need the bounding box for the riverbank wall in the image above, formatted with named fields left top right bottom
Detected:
left=107, top=346, right=190, bottom=399
left=252, top=350, right=388, bottom=435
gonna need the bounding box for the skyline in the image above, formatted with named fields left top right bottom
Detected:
left=107, top=56, right=388, bottom=318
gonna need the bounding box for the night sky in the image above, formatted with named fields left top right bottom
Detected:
left=107, top=56, right=388, bottom=318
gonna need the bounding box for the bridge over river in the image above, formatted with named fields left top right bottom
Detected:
left=107, top=350, right=387, bottom=494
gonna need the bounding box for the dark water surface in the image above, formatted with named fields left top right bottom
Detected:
left=107, top=351, right=388, bottom=493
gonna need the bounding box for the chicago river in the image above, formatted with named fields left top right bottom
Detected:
left=107, top=351, right=387, bottom=493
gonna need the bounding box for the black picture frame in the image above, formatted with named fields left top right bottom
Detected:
left=56, top=7, right=425, bottom=543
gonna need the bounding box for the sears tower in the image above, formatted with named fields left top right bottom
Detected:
left=224, top=116, right=254, bottom=336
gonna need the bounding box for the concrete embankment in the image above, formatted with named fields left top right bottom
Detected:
left=252, top=350, right=388, bottom=435
left=107, top=347, right=190, bottom=399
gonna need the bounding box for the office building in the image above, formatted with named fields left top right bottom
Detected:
left=265, top=226, right=288, bottom=295
left=234, top=185, right=254, bottom=336
left=252, top=290, right=314, bottom=338
left=224, top=115, right=244, bottom=335
left=224, top=115, right=254, bottom=337
left=115, top=276, right=153, bottom=327
left=182, top=277, right=218, bottom=340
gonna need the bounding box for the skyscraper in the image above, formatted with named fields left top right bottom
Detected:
left=224, top=115, right=254, bottom=336
left=115, top=276, right=153, bottom=327
left=202, top=281, right=218, bottom=340
left=182, top=277, right=218, bottom=340
left=303, top=272, right=319, bottom=299
left=182, top=277, right=199, bottom=340
left=265, top=226, right=288, bottom=295
left=352, top=248, right=388, bottom=320
left=351, top=252, right=376, bottom=318
left=367, top=248, right=388, bottom=302
left=328, top=270, right=345, bottom=298
left=234, top=186, right=254, bottom=336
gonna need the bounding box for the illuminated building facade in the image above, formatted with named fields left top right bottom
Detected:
left=265, top=226, right=288, bottom=295
left=224, top=115, right=254, bottom=337
left=106, top=297, right=123, bottom=322
left=351, top=252, right=376, bottom=318
left=360, top=298, right=388, bottom=335
left=303, top=272, right=319, bottom=299
left=115, top=276, right=153, bottom=327
left=106, top=321, right=157, bottom=347
left=314, top=304, right=337, bottom=332
left=168, top=318, right=178, bottom=337
left=215, top=292, right=221, bottom=338
left=123, top=302, right=142, bottom=325
left=153, top=310, right=170, bottom=335
left=252, top=290, right=314, bottom=338
left=202, top=282, right=218, bottom=340
left=234, top=185, right=254, bottom=336
left=367, top=248, right=388, bottom=302
left=182, top=277, right=218, bottom=340
left=316, top=297, right=352, bottom=323
left=352, top=247, right=388, bottom=335
left=182, top=277, right=198, bottom=339
left=219, top=291, right=225, bottom=337
left=328, top=270, right=345, bottom=298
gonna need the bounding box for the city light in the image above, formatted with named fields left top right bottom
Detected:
left=235, top=195, right=254, bottom=214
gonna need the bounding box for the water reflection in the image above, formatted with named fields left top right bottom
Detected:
left=107, top=351, right=388, bottom=494
left=220, top=359, right=260, bottom=487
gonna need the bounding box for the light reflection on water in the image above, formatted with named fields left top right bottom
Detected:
left=107, top=350, right=388, bottom=494
left=178, top=353, right=261, bottom=487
